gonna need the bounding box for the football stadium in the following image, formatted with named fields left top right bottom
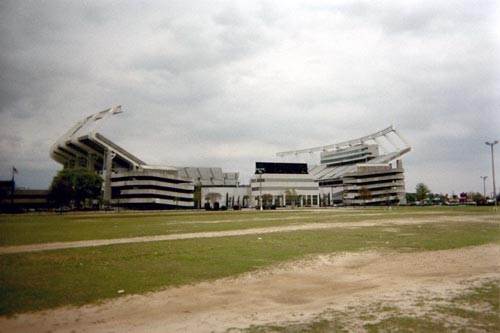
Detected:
left=49, top=106, right=411, bottom=209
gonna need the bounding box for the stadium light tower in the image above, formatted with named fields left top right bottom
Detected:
left=480, top=176, right=487, bottom=198
left=485, top=140, right=498, bottom=207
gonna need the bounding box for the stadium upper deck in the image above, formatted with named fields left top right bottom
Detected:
left=49, top=107, right=239, bottom=209
left=276, top=126, right=412, bottom=205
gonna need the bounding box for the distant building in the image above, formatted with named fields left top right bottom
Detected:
left=0, top=180, right=51, bottom=211
left=0, top=180, right=15, bottom=211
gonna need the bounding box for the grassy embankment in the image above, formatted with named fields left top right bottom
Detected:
left=0, top=207, right=498, bottom=315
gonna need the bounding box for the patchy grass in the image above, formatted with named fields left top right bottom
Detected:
left=0, top=210, right=371, bottom=246
left=434, top=281, right=499, bottom=332
left=0, top=219, right=498, bottom=315
left=0, top=206, right=497, bottom=246
left=244, top=319, right=348, bottom=333
left=363, top=316, right=448, bottom=333
left=240, top=280, right=500, bottom=333
left=364, top=280, right=500, bottom=333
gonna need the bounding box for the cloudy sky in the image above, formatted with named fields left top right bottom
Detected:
left=1, top=0, right=499, bottom=195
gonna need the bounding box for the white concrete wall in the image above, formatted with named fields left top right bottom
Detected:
left=250, top=173, right=319, bottom=207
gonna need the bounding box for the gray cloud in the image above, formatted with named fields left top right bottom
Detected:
left=0, top=0, right=498, bottom=194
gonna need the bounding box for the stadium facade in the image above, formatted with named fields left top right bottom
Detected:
left=277, top=126, right=412, bottom=205
left=50, top=107, right=411, bottom=209
left=50, top=107, right=242, bottom=209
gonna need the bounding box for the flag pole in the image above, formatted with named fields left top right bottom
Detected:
left=11, top=166, right=17, bottom=206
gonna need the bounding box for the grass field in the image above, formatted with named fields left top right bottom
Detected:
left=0, top=206, right=496, bottom=246
left=0, top=207, right=498, bottom=321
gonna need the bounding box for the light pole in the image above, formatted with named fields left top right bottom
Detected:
left=480, top=176, right=488, bottom=199
left=256, top=167, right=265, bottom=211
left=485, top=141, right=498, bottom=207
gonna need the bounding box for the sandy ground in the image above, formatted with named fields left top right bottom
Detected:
left=0, top=214, right=494, bottom=254
left=1, top=243, right=498, bottom=333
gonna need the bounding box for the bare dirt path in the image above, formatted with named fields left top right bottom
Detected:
left=0, top=214, right=494, bottom=254
left=1, top=244, right=498, bottom=333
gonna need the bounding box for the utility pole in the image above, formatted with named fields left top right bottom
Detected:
left=485, top=141, right=498, bottom=208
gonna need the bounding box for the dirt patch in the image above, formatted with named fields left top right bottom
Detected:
left=1, top=243, right=498, bottom=333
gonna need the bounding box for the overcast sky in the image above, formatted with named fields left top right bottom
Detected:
left=1, top=0, right=499, bottom=195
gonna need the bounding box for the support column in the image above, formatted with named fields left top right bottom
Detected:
left=87, top=153, right=95, bottom=171
left=103, top=148, right=116, bottom=204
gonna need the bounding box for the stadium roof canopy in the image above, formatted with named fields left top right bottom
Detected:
left=276, top=125, right=412, bottom=182
left=50, top=106, right=146, bottom=171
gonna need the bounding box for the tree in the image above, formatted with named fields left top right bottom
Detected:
left=415, top=183, right=430, bottom=202
left=193, top=184, right=202, bottom=209
left=50, top=168, right=103, bottom=209
left=471, top=192, right=485, bottom=205
left=261, top=193, right=273, bottom=208
left=405, top=192, right=416, bottom=204
left=205, top=192, right=222, bottom=205
left=285, top=189, right=301, bottom=208
left=459, top=192, right=468, bottom=205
